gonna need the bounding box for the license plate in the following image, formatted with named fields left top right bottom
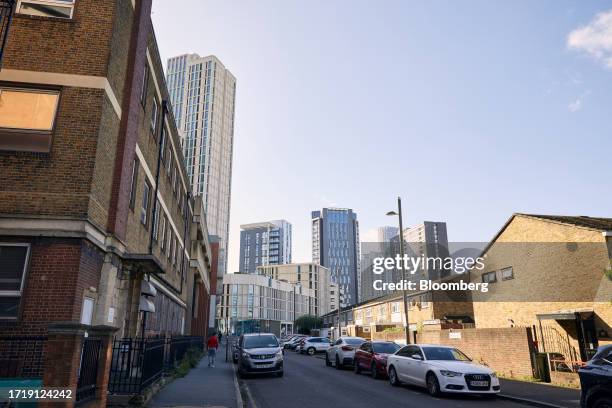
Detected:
left=470, top=381, right=489, bottom=387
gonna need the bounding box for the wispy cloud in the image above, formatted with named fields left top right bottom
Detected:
left=314, top=193, right=337, bottom=208
left=567, top=10, right=612, bottom=69
left=567, top=90, right=592, bottom=113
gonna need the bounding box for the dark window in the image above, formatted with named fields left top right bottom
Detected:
left=482, top=271, right=497, bottom=283
left=141, top=65, right=149, bottom=106
left=396, top=346, right=411, bottom=357
left=17, top=1, right=75, bottom=19
left=0, top=244, right=30, bottom=320
left=373, top=342, right=401, bottom=354
left=501, top=267, right=514, bottom=280
left=129, top=159, right=139, bottom=210
left=141, top=181, right=151, bottom=227
left=152, top=199, right=160, bottom=240
left=422, top=347, right=471, bottom=361
left=151, top=98, right=158, bottom=135
left=406, top=345, right=423, bottom=359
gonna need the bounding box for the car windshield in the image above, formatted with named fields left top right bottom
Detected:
left=243, top=335, right=279, bottom=349
left=344, top=338, right=364, bottom=345
left=373, top=343, right=401, bottom=354
left=422, top=347, right=471, bottom=361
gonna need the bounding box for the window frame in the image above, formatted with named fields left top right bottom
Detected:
left=140, top=64, right=149, bottom=106
left=141, top=180, right=151, bottom=228
left=16, top=0, right=76, bottom=19
left=0, top=86, right=61, bottom=153
left=129, top=159, right=139, bottom=210
left=482, top=271, right=497, bottom=284
left=150, top=97, right=158, bottom=135
left=0, top=243, right=32, bottom=321
left=501, top=267, right=514, bottom=281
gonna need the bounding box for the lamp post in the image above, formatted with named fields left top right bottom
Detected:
left=387, top=197, right=411, bottom=345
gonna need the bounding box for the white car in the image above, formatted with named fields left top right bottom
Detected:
left=386, top=344, right=501, bottom=397
left=325, top=337, right=365, bottom=369
left=300, top=337, right=332, bottom=355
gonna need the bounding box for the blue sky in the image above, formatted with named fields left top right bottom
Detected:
left=151, top=1, right=612, bottom=272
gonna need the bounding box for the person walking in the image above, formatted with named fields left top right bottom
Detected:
left=207, top=332, right=219, bottom=367
left=218, top=332, right=223, bottom=344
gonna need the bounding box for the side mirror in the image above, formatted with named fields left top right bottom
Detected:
left=411, top=354, right=423, bottom=360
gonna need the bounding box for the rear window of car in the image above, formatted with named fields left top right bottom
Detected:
left=373, top=343, right=401, bottom=354
left=344, top=338, right=364, bottom=345
left=243, top=335, right=279, bottom=349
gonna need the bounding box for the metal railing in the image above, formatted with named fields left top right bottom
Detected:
left=76, top=338, right=102, bottom=405
left=108, top=336, right=203, bottom=395
left=0, top=0, right=16, bottom=68
left=0, top=336, right=47, bottom=378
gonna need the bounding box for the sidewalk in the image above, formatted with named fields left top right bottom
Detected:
left=499, top=379, right=581, bottom=408
left=149, top=343, right=240, bottom=408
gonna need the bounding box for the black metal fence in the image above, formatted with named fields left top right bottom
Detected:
left=0, top=336, right=47, bottom=378
left=108, top=336, right=203, bottom=395
left=75, top=338, right=102, bottom=405
left=0, top=0, right=16, bottom=68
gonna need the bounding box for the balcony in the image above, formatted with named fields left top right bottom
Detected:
left=0, top=1, right=16, bottom=68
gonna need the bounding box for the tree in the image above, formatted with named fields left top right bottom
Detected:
left=294, top=314, right=322, bottom=335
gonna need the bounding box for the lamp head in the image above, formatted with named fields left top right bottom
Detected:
left=386, top=211, right=398, bottom=216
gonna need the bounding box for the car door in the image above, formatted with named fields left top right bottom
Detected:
left=406, top=346, right=427, bottom=386
left=330, top=338, right=342, bottom=361
left=319, top=338, right=331, bottom=352
left=393, top=346, right=413, bottom=382
left=397, top=346, right=422, bottom=384
left=362, top=342, right=373, bottom=369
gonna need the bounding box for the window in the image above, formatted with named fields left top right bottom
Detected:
left=0, top=87, right=60, bottom=152
left=160, top=216, right=167, bottom=252
left=152, top=199, right=160, bottom=240
left=141, top=65, right=149, bottom=105
left=482, top=271, right=497, bottom=283
left=167, top=230, right=173, bottom=260
left=501, top=267, right=514, bottom=281
left=141, top=181, right=151, bottom=227
left=129, top=159, right=139, bottom=210
left=151, top=98, right=158, bottom=134
left=17, top=0, right=75, bottom=19
left=0, top=244, right=30, bottom=320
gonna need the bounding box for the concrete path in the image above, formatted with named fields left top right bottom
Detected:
left=149, top=343, right=240, bottom=408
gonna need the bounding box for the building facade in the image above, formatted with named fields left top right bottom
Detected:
left=239, top=220, right=292, bottom=273
left=403, top=221, right=450, bottom=280
left=166, top=54, right=236, bottom=282
left=360, top=226, right=400, bottom=302
left=377, top=226, right=399, bottom=243
left=469, top=214, right=612, bottom=362
left=312, top=208, right=360, bottom=306
left=0, top=0, right=212, bottom=343
left=257, top=263, right=332, bottom=316
left=218, top=273, right=315, bottom=336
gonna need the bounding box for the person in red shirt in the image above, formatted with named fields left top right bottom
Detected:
left=207, top=333, right=219, bottom=367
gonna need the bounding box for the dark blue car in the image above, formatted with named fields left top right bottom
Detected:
left=579, top=345, right=612, bottom=408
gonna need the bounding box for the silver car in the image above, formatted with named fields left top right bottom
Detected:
left=234, top=333, right=284, bottom=378
left=325, top=336, right=365, bottom=369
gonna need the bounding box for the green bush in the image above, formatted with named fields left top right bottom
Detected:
left=173, top=347, right=204, bottom=378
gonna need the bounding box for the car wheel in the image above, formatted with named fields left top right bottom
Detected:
left=354, top=360, right=361, bottom=374
left=426, top=372, right=442, bottom=397
left=593, top=397, right=612, bottom=408
left=335, top=355, right=343, bottom=370
left=325, top=353, right=332, bottom=367
left=307, top=347, right=316, bottom=356
left=371, top=362, right=378, bottom=379
left=388, top=366, right=400, bottom=386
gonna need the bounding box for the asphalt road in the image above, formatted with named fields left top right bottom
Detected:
left=238, top=351, right=532, bottom=408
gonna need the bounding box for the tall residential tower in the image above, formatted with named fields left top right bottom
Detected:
left=312, top=208, right=360, bottom=306
left=239, top=220, right=292, bottom=273
left=166, top=54, right=236, bottom=279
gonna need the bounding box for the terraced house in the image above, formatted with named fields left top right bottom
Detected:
left=0, top=0, right=213, bottom=405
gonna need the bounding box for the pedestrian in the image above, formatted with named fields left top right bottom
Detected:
left=218, top=332, right=223, bottom=344
left=207, top=332, right=219, bottom=367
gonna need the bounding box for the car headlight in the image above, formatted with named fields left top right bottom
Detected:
left=242, top=352, right=250, bottom=358
left=276, top=350, right=283, bottom=358
left=440, top=370, right=463, bottom=377
left=490, top=372, right=497, bottom=378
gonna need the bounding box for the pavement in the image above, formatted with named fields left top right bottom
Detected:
left=239, top=351, right=535, bottom=408
left=148, top=342, right=240, bottom=408
left=498, top=379, right=581, bottom=408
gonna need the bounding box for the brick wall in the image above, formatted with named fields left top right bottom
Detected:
left=417, top=328, right=536, bottom=378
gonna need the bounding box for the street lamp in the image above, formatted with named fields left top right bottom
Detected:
left=387, top=197, right=411, bottom=345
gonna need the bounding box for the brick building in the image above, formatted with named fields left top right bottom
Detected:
left=469, top=214, right=612, bottom=362
left=0, top=0, right=213, bottom=351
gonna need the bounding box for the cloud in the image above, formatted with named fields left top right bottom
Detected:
left=314, top=193, right=337, bottom=208
left=567, top=90, right=592, bottom=113
left=567, top=10, right=612, bottom=69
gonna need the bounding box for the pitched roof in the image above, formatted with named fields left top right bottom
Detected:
left=515, top=214, right=612, bottom=231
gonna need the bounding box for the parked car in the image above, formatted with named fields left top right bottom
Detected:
left=294, top=337, right=307, bottom=353
left=300, top=337, right=332, bottom=355
left=579, top=344, right=612, bottom=408
left=325, top=337, right=365, bottom=369
left=386, top=344, right=500, bottom=397
left=354, top=341, right=401, bottom=379
left=234, top=333, right=284, bottom=378
left=287, top=335, right=306, bottom=350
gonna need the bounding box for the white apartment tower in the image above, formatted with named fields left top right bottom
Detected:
left=166, top=54, right=236, bottom=278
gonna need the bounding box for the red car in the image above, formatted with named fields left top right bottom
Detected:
left=354, top=341, right=401, bottom=379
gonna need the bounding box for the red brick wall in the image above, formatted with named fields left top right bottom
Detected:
left=190, top=280, right=210, bottom=338
left=0, top=238, right=103, bottom=336
left=417, top=328, right=536, bottom=378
